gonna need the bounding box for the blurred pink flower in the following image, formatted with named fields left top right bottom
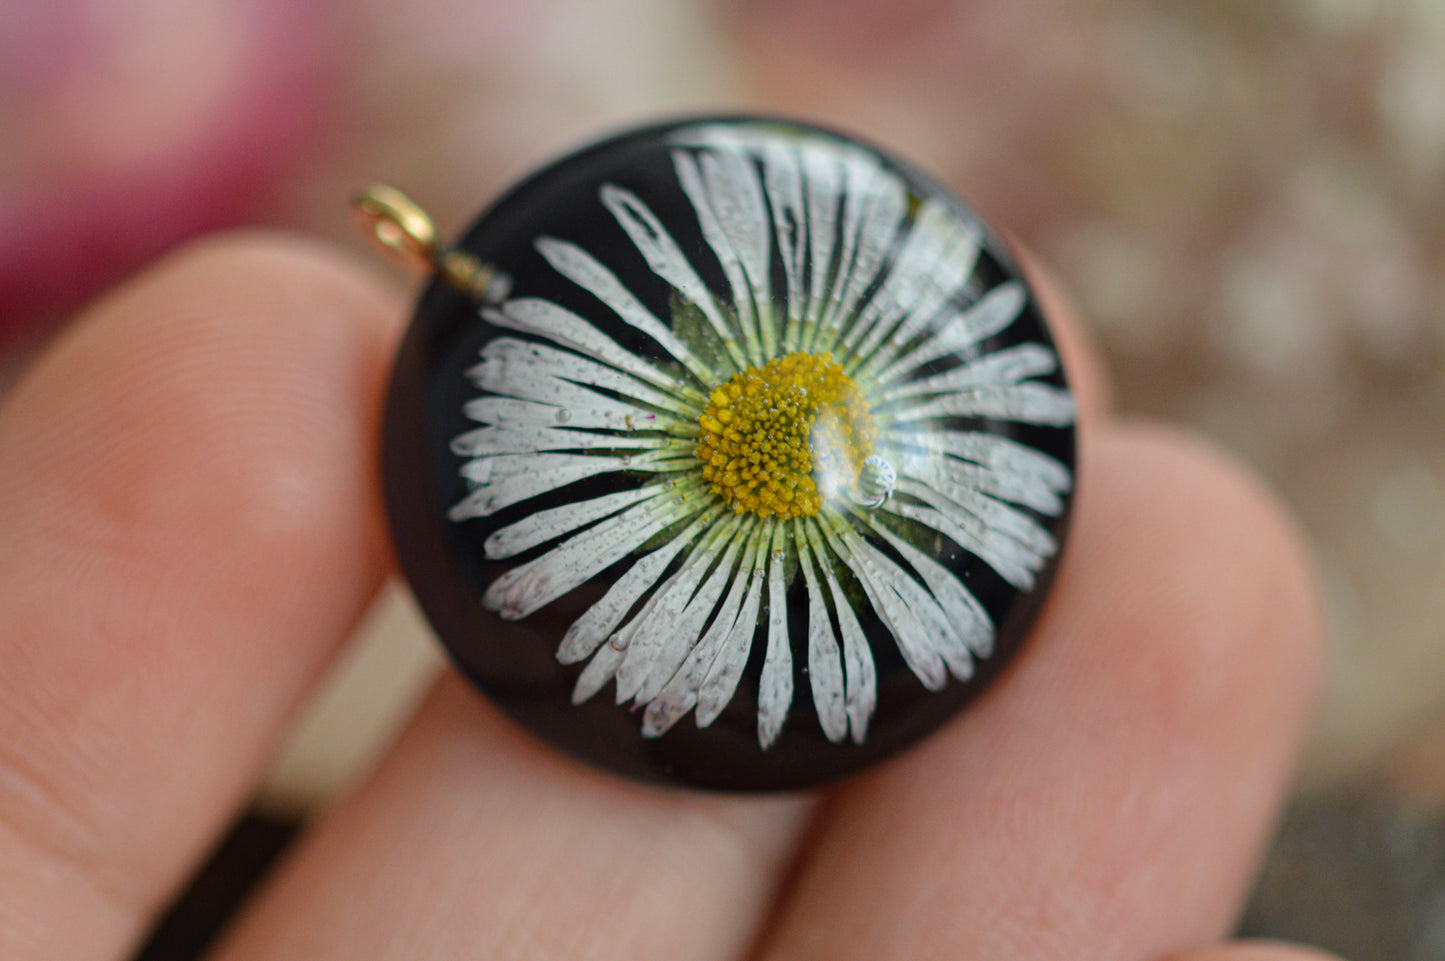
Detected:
left=0, top=0, right=338, bottom=339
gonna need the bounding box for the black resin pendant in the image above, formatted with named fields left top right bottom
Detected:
left=375, top=116, right=1076, bottom=791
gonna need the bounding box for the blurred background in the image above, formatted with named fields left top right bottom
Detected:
left=4, top=0, right=1445, bottom=957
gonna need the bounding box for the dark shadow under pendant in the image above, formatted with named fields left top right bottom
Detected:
left=375, top=115, right=1076, bottom=791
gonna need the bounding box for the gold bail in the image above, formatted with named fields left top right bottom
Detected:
left=351, top=184, right=509, bottom=303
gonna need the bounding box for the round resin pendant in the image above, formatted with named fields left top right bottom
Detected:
left=376, top=117, right=1076, bottom=791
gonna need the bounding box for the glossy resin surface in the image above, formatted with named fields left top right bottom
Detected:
left=384, top=117, right=1076, bottom=790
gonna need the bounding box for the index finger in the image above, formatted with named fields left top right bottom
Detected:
left=0, top=232, right=403, bottom=960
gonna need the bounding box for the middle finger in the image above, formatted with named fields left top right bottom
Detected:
left=210, top=674, right=811, bottom=960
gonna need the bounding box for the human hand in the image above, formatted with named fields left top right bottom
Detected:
left=0, top=228, right=1329, bottom=960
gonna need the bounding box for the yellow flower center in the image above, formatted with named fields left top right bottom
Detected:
left=696, top=352, right=876, bottom=519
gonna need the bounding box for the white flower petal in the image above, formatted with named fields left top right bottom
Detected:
left=795, top=523, right=847, bottom=743
left=823, top=514, right=968, bottom=684
left=450, top=455, right=617, bottom=520
left=599, top=184, right=746, bottom=374
left=878, top=343, right=1060, bottom=403
left=450, top=449, right=690, bottom=521
left=469, top=337, right=696, bottom=417
left=866, top=281, right=1027, bottom=390
left=462, top=368, right=650, bottom=424
left=535, top=236, right=714, bottom=388
left=696, top=534, right=769, bottom=727
left=887, top=429, right=1072, bottom=509
left=859, top=514, right=991, bottom=671
left=759, top=141, right=807, bottom=353
left=757, top=523, right=794, bottom=750
left=641, top=523, right=766, bottom=738
left=818, top=515, right=947, bottom=692
left=614, top=515, right=748, bottom=705
left=877, top=552, right=974, bottom=682
left=839, top=202, right=979, bottom=373
left=628, top=454, right=704, bottom=473
left=485, top=483, right=677, bottom=560
left=812, top=162, right=905, bottom=353
left=608, top=545, right=712, bottom=703
left=883, top=382, right=1077, bottom=427
left=852, top=253, right=990, bottom=385
left=893, top=427, right=1071, bottom=516
left=673, top=150, right=766, bottom=366
left=572, top=640, right=624, bottom=704
left=803, top=521, right=876, bottom=744
left=800, top=144, right=842, bottom=337
left=633, top=518, right=753, bottom=705
left=481, top=494, right=706, bottom=620
left=883, top=491, right=1043, bottom=592
left=484, top=298, right=683, bottom=392
left=700, top=147, right=776, bottom=359
left=451, top=425, right=687, bottom=458
left=462, top=396, right=688, bottom=435
left=558, top=508, right=719, bottom=665
left=899, top=476, right=1056, bottom=558
left=892, top=446, right=1066, bottom=516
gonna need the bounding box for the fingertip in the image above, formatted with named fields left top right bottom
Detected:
left=1045, top=421, right=1328, bottom=926
left=5, top=228, right=406, bottom=565
left=0, top=228, right=412, bottom=956
left=1079, top=423, right=1328, bottom=729
left=1017, top=247, right=1113, bottom=424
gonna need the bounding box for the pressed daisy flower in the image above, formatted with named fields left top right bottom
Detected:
left=442, top=121, right=1076, bottom=753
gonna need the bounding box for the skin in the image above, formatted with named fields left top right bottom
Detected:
left=0, top=230, right=1331, bottom=961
